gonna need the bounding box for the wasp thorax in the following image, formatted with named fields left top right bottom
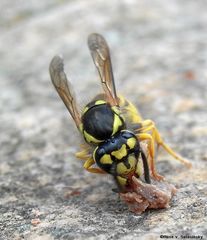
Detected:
left=81, top=101, right=125, bottom=144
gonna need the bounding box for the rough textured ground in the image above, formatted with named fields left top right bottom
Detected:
left=0, top=0, right=207, bottom=239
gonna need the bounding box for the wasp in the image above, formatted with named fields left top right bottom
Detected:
left=49, top=33, right=191, bottom=193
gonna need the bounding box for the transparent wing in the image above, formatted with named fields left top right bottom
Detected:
left=49, top=55, right=81, bottom=128
left=88, top=33, right=119, bottom=106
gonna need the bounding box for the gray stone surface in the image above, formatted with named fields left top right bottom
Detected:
left=0, top=0, right=207, bottom=239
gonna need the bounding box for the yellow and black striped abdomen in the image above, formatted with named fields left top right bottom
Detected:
left=118, top=95, right=143, bottom=125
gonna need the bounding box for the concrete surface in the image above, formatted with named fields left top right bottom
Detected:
left=0, top=0, right=207, bottom=239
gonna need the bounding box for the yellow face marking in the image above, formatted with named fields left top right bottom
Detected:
left=111, top=144, right=127, bottom=160
left=112, top=114, right=123, bottom=135
left=100, top=154, right=113, bottom=165
left=116, top=156, right=136, bottom=175
left=135, top=159, right=143, bottom=177
left=116, top=176, right=127, bottom=187
left=95, top=100, right=106, bottom=105
left=128, top=155, right=136, bottom=169
left=116, top=162, right=130, bottom=175
left=83, top=130, right=102, bottom=144
left=128, top=155, right=138, bottom=171
left=127, top=137, right=136, bottom=149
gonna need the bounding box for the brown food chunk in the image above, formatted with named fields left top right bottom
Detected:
left=119, top=176, right=177, bottom=214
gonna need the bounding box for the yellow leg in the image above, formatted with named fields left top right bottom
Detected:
left=83, top=158, right=106, bottom=174
left=76, top=148, right=91, bottom=160
left=76, top=145, right=106, bottom=174
left=118, top=97, right=191, bottom=166
left=137, top=120, right=192, bottom=168
left=138, top=133, right=164, bottom=180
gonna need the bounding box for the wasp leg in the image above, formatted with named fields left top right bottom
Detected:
left=137, top=132, right=164, bottom=180
left=83, top=158, right=106, bottom=174
left=76, top=146, right=105, bottom=174
left=76, top=146, right=91, bottom=160
left=137, top=120, right=192, bottom=168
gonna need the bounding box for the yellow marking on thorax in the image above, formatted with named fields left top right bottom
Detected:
left=111, top=144, right=127, bottom=160
left=82, top=100, right=106, bottom=115
left=82, top=106, right=89, bottom=114
left=95, top=100, right=106, bottom=105
left=99, top=154, right=113, bottom=165
left=83, top=130, right=102, bottom=144
left=112, top=114, right=123, bottom=135
left=111, top=106, right=121, bottom=115
left=79, top=123, right=83, bottom=133
left=127, top=137, right=136, bottom=149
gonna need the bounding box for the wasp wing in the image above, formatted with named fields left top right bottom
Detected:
left=49, top=55, right=81, bottom=129
left=88, top=33, right=119, bottom=106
